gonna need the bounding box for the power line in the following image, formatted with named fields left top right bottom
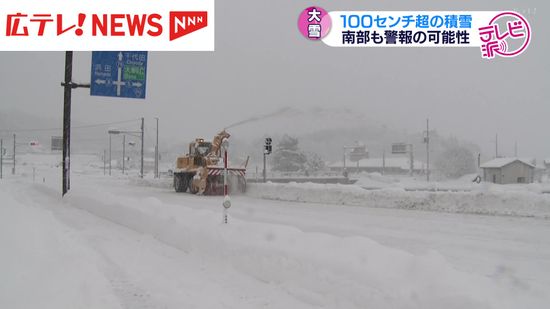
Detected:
left=0, top=118, right=140, bottom=133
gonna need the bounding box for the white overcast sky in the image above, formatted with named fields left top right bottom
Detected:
left=0, top=0, right=548, bottom=158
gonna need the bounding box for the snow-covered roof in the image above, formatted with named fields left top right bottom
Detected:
left=480, top=157, right=535, bottom=169
left=328, top=157, right=424, bottom=170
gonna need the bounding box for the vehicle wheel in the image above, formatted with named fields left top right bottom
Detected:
left=181, top=175, right=189, bottom=192
left=188, top=175, right=199, bottom=194
left=174, top=174, right=186, bottom=192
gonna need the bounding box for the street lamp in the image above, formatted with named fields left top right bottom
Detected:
left=108, top=122, right=144, bottom=177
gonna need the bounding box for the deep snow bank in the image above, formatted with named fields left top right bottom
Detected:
left=47, top=185, right=548, bottom=309
left=247, top=182, right=550, bottom=218
left=0, top=185, right=121, bottom=309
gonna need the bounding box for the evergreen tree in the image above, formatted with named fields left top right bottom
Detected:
left=272, top=135, right=307, bottom=172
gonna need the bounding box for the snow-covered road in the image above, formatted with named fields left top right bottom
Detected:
left=2, top=158, right=550, bottom=308
left=2, top=180, right=322, bottom=309
left=102, top=176, right=550, bottom=294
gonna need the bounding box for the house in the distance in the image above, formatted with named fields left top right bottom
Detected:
left=480, top=158, right=535, bottom=184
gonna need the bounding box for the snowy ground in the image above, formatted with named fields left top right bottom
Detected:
left=1, top=153, right=550, bottom=308
left=246, top=182, right=550, bottom=219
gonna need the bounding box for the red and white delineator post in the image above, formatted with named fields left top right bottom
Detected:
left=221, top=140, right=231, bottom=223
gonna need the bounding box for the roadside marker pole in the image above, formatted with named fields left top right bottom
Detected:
left=222, top=141, right=231, bottom=224
left=224, top=151, right=228, bottom=196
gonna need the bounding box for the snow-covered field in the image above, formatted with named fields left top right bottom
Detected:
left=1, top=153, right=550, bottom=308
left=247, top=182, right=550, bottom=218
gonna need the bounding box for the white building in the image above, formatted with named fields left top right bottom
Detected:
left=480, top=158, right=535, bottom=184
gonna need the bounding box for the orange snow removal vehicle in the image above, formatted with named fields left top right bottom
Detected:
left=173, top=130, right=248, bottom=195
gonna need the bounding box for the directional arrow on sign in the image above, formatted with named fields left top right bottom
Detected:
left=113, top=52, right=126, bottom=96
left=90, top=51, right=147, bottom=99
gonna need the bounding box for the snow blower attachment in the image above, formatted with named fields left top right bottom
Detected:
left=173, top=130, right=247, bottom=195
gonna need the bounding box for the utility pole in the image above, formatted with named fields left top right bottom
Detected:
left=1, top=139, right=3, bottom=179
left=382, top=150, right=385, bottom=175
left=140, top=117, right=144, bottom=178
left=426, top=118, right=430, bottom=182
left=12, top=134, right=16, bottom=175
left=495, top=133, right=498, bottom=158
left=109, top=134, right=112, bottom=176
left=62, top=51, right=72, bottom=194
left=478, top=153, right=481, bottom=169
left=514, top=141, right=518, bottom=157
left=122, top=134, right=126, bottom=174
left=155, top=117, right=159, bottom=178
left=342, top=147, right=346, bottom=173
left=409, top=144, right=414, bottom=176
left=60, top=51, right=90, bottom=196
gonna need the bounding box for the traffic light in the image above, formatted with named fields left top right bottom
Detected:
left=264, top=137, right=272, bottom=155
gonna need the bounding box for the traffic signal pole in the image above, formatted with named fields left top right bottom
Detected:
left=263, top=137, right=272, bottom=183
left=263, top=150, right=267, bottom=182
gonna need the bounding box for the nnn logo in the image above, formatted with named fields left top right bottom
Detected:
left=169, top=11, right=208, bottom=41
